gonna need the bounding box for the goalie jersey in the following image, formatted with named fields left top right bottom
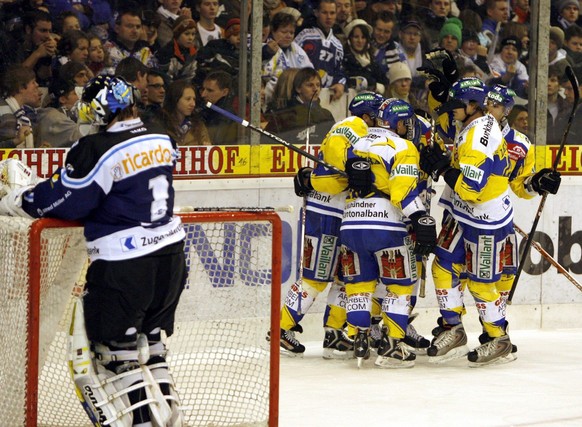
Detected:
left=21, top=118, right=185, bottom=261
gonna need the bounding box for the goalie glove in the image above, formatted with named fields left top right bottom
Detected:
left=294, top=167, right=313, bottom=197
left=526, top=168, right=561, bottom=195
left=345, top=156, right=373, bottom=197
left=419, top=144, right=451, bottom=179
left=0, top=158, right=38, bottom=197
left=0, top=185, right=34, bottom=218
left=409, top=212, right=437, bottom=256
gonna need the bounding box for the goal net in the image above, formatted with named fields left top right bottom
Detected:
left=0, top=211, right=282, bottom=427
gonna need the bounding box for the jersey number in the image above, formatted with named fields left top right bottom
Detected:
left=149, top=175, right=169, bottom=222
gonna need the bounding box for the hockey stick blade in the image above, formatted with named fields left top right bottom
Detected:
left=508, top=65, right=579, bottom=303
left=513, top=224, right=582, bottom=292
left=204, top=101, right=347, bottom=177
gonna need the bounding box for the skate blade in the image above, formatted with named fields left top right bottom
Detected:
left=280, top=349, right=304, bottom=358
left=322, top=348, right=354, bottom=360
left=428, top=345, right=469, bottom=364
left=374, top=355, right=415, bottom=369
left=401, top=343, right=429, bottom=355
left=468, top=353, right=517, bottom=368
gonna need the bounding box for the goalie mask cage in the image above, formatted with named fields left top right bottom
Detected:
left=0, top=211, right=281, bottom=427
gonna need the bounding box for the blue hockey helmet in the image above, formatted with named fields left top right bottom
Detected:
left=377, top=98, right=415, bottom=130
left=348, top=91, right=385, bottom=118
left=486, top=84, right=516, bottom=115
left=437, top=77, right=488, bottom=114
left=79, top=75, right=135, bottom=126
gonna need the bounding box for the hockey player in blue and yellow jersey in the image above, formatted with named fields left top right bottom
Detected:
left=280, top=92, right=383, bottom=359
left=420, top=77, right=517, bottom=367
left=330, top=98, right=437, bottom=368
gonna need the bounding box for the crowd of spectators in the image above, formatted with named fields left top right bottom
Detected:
left=0, top=0, right=581, bottom=148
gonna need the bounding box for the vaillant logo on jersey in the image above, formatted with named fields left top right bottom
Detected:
left=332, top=126, right=359, bottom=145
left=392, top=164, right=418, bottom=177
left=120, top=144, right=173, bottom=175
left=460, top=163, right=484, bottom=183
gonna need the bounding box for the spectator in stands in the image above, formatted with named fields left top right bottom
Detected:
left=295, top=0, right=346, bottom=101
left=158, top=16, right=198, bottom=81
left=35, top=78, right=82, bottom=147
left=554, top=0, right=580, bottom=31
left=438, top=17, right=463, bottom=53
left=86, top=0, right=113, bottom=43
left=488, top=36, right=529, bottom=98
left=500, top=21, right=530, bottom=65
left=547, top=62, right=571, bottom=145
left=103, top=9, right=158, bottom=73
left=387, top=61, right=422, bottom=110
left=199, top=70, right=240, bottom=145
left=511, top=0, right=530, bottom=24
left=266, top=67, right=300, bottom=112
left=57, top=11, right=81, bottom=34
left=264, top=67, right=335, bottom=145
left=507, top=104, right=528, bottom=135
left=342, top=19, right=388, bottom=94
left=54, top=30, right=90, bottom=73
left=162, top=79, right=211, bottom=145
left=371, top=11, right=404, bottom=82
left=87, top=35, right=109, bottom=75
left=140, top=11, right=163, bottom=56
left=194, top=18, right=241, bottom=88
left=262, top=12, right=313, bottom=107
left=115, top=57, right=150, bottom=107
left=146, top=70, right=167, bottom=109
left=0, top=65, right=42, bottom=148
left=481, top=0, right=511, bottom=49
left=59, top=61, right=92, bottom=90
left=333, top=0, right=354, bottom=46
left=549, top=26, right=568, bottom=66
left=418, top=0, right=455, bottom=47
left=19, top=11, right=57, bottom=87
left=195, top=0, right=223, bottom=47
left=157, top=0, right=193, bottom=48
left=563, top=24, right=582, bottom=79
left=459, top=29, right=491, bottom=79
left=396, top=18, right=432, bottom=95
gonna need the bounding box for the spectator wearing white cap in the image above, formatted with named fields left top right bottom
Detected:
left=386, top=61, right=423, bottom=111
left=342, top=19, right=388, bottom=94
left=549, top=26, right=568, bottom=66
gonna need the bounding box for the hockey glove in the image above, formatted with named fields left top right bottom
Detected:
left=410, top=212, right=437, bottom=256
left=419, top=144, right=451, bottom=178
left=345, top=157, right=373, bottom=197
left=417, top=68, right=450, bottom=104
left=528, top=168, right=561, bottom=195
left=424, top=48, right=459, bottom=84
left=294, top=167, right=313, bottom=197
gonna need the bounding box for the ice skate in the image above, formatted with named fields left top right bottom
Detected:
left=427, top=323, right=469, bottom=364
left=375, top=334, right=416, bottom=369
left=468, top=334, right=515, bottom=367
left=354, top=328, right=370, bottom=368
left=402, top=314, right=430, bottom=354
left=369, top=317, right=383, bottom=352
left=322, top=328, right=354, bottom=360
left=279, top=328, right=305, bottom=357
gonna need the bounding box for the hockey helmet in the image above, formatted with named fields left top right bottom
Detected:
left=377, top=98, right=415, bottom=130
left=437, top=77, right=488, bottom=114
left=348, top=91, right=385, bottom=118
left=79, top=75, right=135, bottom=126
left=486, top=84, right=516, bottom=115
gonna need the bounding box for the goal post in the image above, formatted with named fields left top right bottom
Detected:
left=0, top=211, right=282, bottom=427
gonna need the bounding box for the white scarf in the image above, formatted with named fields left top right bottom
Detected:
left=5, top=97, right=34, bottom=148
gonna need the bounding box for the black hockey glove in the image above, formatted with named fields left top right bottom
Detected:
left=345, top=156, right=373, bottom=197
left=417, top=68, right=450, bottom=104
left=294, top=167, right=313, bottom=197
left=529, top=168, right=561, bottom=195
left=424, top=48, right=459, bottom=84
left=419, top=144, right=450, bottom=178
left=410, top=212, right=437, bottom=256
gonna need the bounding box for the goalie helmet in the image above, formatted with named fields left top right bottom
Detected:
left=348, top=91, right=385, bottom=119
left=437, top=77, right=487, bottom=114
left=486, top=84, right=516, bottom=116
left=79, top=75, right=135, bottom=126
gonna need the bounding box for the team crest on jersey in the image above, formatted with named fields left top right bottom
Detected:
left=302, top=235, right=318, bottom=271
left=111, top=164, right=123, bottom=181
left=375, top=244, right=413, bottom=280
left=339, top=245, right=360, bottom=279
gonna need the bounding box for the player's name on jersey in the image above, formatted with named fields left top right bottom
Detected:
left=7, top=144, right=582, bottom=177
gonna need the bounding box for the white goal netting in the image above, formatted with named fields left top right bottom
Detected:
left=0, top=212, right=281, bottom=427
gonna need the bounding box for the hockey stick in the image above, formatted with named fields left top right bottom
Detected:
left=296, top=92, right=317, bottom=315
left=204, top=101, right=348, bottom=177
left=513, top=223, right=582, bottom=292
left=508, top=65, right=580, bottom=303
left=175, top=206, right=294, bottom=213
